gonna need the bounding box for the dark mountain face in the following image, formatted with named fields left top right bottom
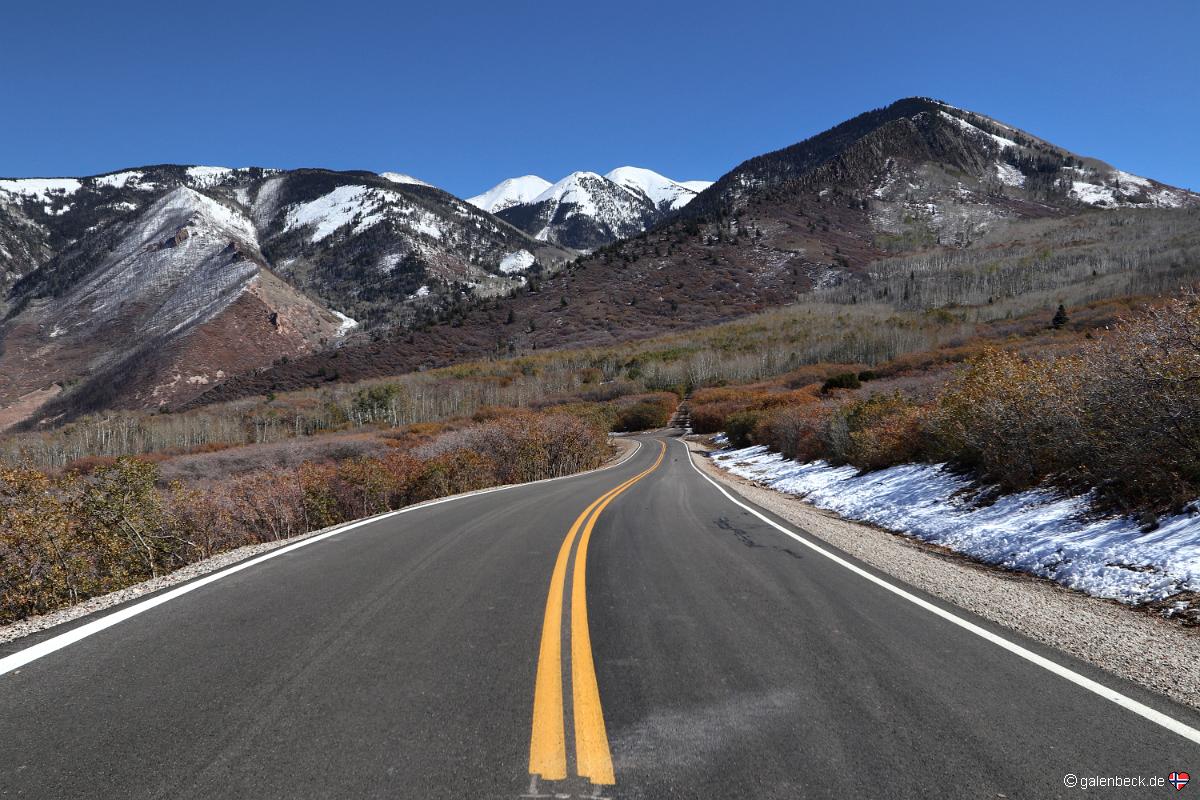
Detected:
left=0, top=166, right=571, bottom=423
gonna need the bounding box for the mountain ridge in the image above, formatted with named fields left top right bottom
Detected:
left=185, top=98, right=1199, bottom=409
left=2, top=98, right=1197, bottom=423
left=468, top=167, right=713, bottom=250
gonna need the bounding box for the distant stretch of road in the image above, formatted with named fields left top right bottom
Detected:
left=1, top=432, right=1197, bottom=799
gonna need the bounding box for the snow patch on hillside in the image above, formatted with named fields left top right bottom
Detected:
left=939, top=111, right=1019, bottom=151
left=0, top=178, right=84, bottom=212
left=51, top=186, right=264, bottom=341
left=283, top=185, right=455, bottom=243
left=498, top=249, right=535, bottom=274
left=381, top=172, right=433, bottom=188
left=331, top=309, right=358, bottom=336
left=185, top=166, right=235, bottom=188
left=1072, top=180, right=1120, bottom=206
left=994, top=162, right=1025, bottom=187
left=94, top=170, right=147, bottom=189
left=711, top=445, right=1200, bottom=605
left=284, top=185, right=383, bottom=242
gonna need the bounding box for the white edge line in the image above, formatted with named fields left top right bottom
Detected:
left=0, top=439, right=644, bottom=677
left=678, top=439, right=1200, bottom=747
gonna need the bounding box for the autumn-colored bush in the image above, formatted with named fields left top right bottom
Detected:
left=837, top=393, right=929, bottom=471
left=927, top=295, right=1200, bottom=510
left=0, top=459, right=188, bottom=622
left=60, top=455, right=119, bottom=475
left=925, top=349, right=1075, bottom=489
left=0, top=410, right=611, bottom=623
left=611, top=393, right=677, bottom=432
left=754, top=404, right=830, bottom=463
left=690, top=387, right=819, bottom=436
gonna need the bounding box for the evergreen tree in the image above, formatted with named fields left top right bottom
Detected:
left=1051, top=304, right=1068, bottom=329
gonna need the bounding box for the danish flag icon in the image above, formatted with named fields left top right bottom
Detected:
left=1169, top=772, right=1190, bottom=791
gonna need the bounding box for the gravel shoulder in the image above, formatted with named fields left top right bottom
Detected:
left=686, top=437, right=1200, bottom=712
left=0, top=437, right=638, bottom=647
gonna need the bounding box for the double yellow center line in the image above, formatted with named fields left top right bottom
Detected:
left=528, top=440, right=667, bottom=787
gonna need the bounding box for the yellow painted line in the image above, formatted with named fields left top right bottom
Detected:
left=528, top=440, right=666, bottom=785
left=571, top=440, right=665, bottom=784
left=528, top=473, right=642, bottom=778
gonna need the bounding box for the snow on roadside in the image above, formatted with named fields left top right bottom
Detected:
left=710, top=445, right=1200, bottom=606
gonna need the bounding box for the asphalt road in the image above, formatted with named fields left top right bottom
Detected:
left=1, top=433, right=1198, bottom=799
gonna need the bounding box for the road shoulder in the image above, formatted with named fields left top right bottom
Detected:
left=684, top=437, right=1200, bottom=712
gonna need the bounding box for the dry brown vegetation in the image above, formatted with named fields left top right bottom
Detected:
left=0, top=410, right=609, bottom=623
left=693, top=294, right=1200, bottom=514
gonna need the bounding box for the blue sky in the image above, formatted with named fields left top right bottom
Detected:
left=3, top=0, right=1197, bottom=196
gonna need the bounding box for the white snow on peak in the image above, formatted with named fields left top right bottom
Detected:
left=185, top=166, right=235, bottom=188
left=533, top=171, right=609, bottom=212
left=381, top=172, right=433, bottom=188
left=94, top=170, right=147, bottom=189
left=498, top=249, right=536, bottom=274
left=468, top=169, right=710, bottom=216
left=604, top=166, right=708, bottom=210
left=467, top=175, right=553, bottom=213
left=0, top=177, right=84, bottom=212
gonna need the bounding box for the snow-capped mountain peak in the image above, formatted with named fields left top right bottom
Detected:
left=470, top=167, right=713, bottom=250
left=466, top=175, right=552, bottom=213
left=532, top=172, right=609, bottom=209
left=604, top=166, right=712, bottom=210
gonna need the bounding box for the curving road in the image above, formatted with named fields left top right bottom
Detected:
left=1, top=433, right=1197, bottom=799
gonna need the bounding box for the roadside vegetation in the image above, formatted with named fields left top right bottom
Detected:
left=2, top=208, right=1197, bottom=624
left=692, top=293, right=1200, bottom=514
left=0, top=410, right=614, bottom=623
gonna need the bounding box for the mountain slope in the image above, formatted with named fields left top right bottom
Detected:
left=0, top=185, right=343, bottom=418
left=189, top=98, right=1199, bottom=406
left=0, top=165, right=572, bottom=421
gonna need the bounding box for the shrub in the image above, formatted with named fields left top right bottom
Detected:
left=839, top=393, right=929, bottom=471
left=926, top=349, right=1078, bottom=490
left=611, top=394, right=676, bottom=432
left=0, top=410, right=612, bottom=624
left=821, top=372, right=861, bottom=393
left=724, top=411, right=761, bottom=449
left=754, top=404, right=830, bottom=462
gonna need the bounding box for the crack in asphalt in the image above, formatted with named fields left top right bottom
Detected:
left=716, top=516, right=802, bottom=560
